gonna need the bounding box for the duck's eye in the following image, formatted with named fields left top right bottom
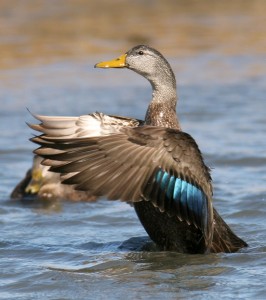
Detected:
left=138, top=51, right=144, bottom=55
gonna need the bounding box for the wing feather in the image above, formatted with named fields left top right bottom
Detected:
left=29, top=118, right=213, bottom=246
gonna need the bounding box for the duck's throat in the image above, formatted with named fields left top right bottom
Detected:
left=145, top=100, right=180, bottom=130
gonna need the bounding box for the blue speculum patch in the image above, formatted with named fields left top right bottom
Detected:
left=155, top=169, right=206, bottom=225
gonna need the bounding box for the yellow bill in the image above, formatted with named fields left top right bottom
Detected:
left=95, top=54, right=127, bottom=68
left=25, top=169, right=43, bottom=194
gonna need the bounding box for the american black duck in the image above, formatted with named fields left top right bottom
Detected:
left=11, top=155, right=97, bottom=202
left=29, top=45, right=247, bottom=253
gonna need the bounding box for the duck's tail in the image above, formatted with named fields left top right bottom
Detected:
left=211, top=208, right=248, bottom=253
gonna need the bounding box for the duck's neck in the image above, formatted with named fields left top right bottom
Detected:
left=145, top=72, right=181, bottom=130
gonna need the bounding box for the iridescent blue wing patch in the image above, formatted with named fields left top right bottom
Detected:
left=144, top=168, right=208, bottom=230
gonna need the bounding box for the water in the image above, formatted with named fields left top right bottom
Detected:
left=1, top=1, right=266, bottom=299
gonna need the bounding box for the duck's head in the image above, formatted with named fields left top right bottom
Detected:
left=95, top=45, right=176, bottom=92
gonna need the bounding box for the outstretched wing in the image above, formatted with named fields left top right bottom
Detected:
left=30, top=122, right=213, bottom=246
left=28, top=111, right=143, bottom=138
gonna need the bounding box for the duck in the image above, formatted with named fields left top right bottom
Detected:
left=10, top=155, right=97, bottom=202
left=29, top=45, right=247, bottom=253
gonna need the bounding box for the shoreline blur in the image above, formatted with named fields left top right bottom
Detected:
left=0, top=0, right=265, bottom=69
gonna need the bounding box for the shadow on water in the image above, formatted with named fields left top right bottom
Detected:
left=43, top=247, right=237, bottom=299
left=45, top=239, right=226, bottom=288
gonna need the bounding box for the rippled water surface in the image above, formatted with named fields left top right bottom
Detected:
left=1, top=1, right=266, bottom=299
